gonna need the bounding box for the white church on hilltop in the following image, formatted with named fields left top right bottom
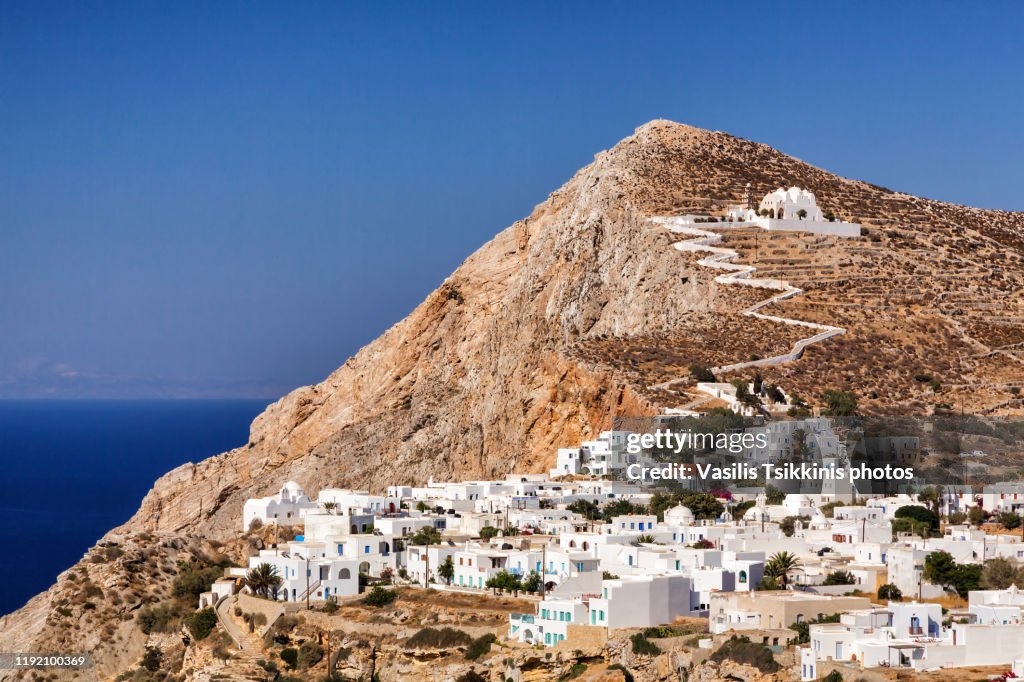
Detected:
left=242, top=481, right=319, bottom=530
left=717, top=185, right=861, bottom=238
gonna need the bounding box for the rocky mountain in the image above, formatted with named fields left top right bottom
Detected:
left=2, top=120, right=1022, bottom=679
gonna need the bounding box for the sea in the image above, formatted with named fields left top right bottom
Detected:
left=0, top=399, right=268, bottom=616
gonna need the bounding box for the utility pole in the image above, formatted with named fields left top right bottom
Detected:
left=306, top=557, right=310, bottom=610
left=424, top=545, right=430, bottom=589
left=325, top=630, right=332, bottom=681
left=541, top=543, right=547, bottom=599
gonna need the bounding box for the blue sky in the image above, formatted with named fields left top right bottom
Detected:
left=1, top=2, right=1021, bottom=398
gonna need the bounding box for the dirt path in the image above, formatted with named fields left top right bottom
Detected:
left=650, top=216, right=846, bottom=397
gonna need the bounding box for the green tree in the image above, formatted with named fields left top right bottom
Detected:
left=877, top=583, right=903, bottom=601
left=141, top=646, right=162, bottom=672
left=409, top=526, right=442, bottom=546
left=732, top=500, right=756, bottom=518
left=923, top=550, right=956, bottom=586
left=244, top=563, right=283, bottom=599
left=297, top=641, right=323, bottom=669
left=982, top=557, right=1024, bottom=589
left=648, top=493, right=676, bottom=521
left=635, top=534, right=655, bottom=544
left=822, top=389, right=857, bottom=416
left=999, top=511, right=1022, bottom=530
left=630, top=633, right=660, bottom=656
left=172, top=563, right=225, bottom=607
left=894, top=505, right=939, bottom=534
left=184, top=607, right=218, bottom=640
left=790, top=428, right=807, bottom=463
left=362, top=586, right=397, bottom=607
left=280, top=647, right=298, bottom=670
left=438, top=555, right=455, bottom=585
left=416, top=501, right=430, bottom=512
left=485, top=571, right=522, bottom=594
left=789, top=613, right=840, bottom=644
left=967, top=506, right=988, bottom=527
left=764, top=485, right=785, bottom=505
left=917, top=486, right=942, bottom=518
left=779, top=516, right=801, bottom=538
left=521, top=571, right=542, bottom=593
left=764, top=551, right=801, bottom=588
left=820, top=501, right=845, bottom=518
left=924, top=551, right=982, bottom=598
left=566, top=499, right=601, bottom=521
left=823, top=570, right=855, bottom=586
left=690, top=365, right=715, bottom=382
left=478, top=526, right=500, bottom=541
left=679, top=492, right=725, bottom=520
left=765, top=385, right=786, bottom=404
left=600, top=499, right=646, bottom=522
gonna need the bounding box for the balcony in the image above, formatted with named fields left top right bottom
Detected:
left=510, top=613, right=535, bottom=624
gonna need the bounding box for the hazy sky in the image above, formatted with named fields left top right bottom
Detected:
left=2, top=2, right=1022, bottom=398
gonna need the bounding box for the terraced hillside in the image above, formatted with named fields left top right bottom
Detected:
left=572, top=122, right=1024, bottom=415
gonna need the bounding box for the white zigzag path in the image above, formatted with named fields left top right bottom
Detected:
left=650, top=216, right=846, bottom=395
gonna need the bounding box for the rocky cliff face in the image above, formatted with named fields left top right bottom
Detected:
left=2, top=120, right=1022, bottom=679
left=117, top=122, right=755, bottom=538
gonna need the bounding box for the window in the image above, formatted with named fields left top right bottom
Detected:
left=364, top=545, right=370, bottom=554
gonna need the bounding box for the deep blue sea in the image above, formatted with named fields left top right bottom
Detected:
left=0, top=399, right=268, bottom=616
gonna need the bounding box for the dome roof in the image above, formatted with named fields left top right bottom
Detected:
left=743, top=505, right=768, bottom=520
left=665, top=505, right=694, bottom=523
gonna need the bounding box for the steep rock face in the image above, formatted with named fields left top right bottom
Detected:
left=120, top=122, right=742, bottom=537
left=102, top=119, right=1024, bottom=538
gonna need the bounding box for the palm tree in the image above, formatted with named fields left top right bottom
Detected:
left=764, top=551, right=801, bottom=589
left=244, top=562, right=283, bottom=599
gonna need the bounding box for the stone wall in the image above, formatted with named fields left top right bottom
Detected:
left=237, top=593, right=287, bottom=636
left=555, top=624, right=607, bottom=654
